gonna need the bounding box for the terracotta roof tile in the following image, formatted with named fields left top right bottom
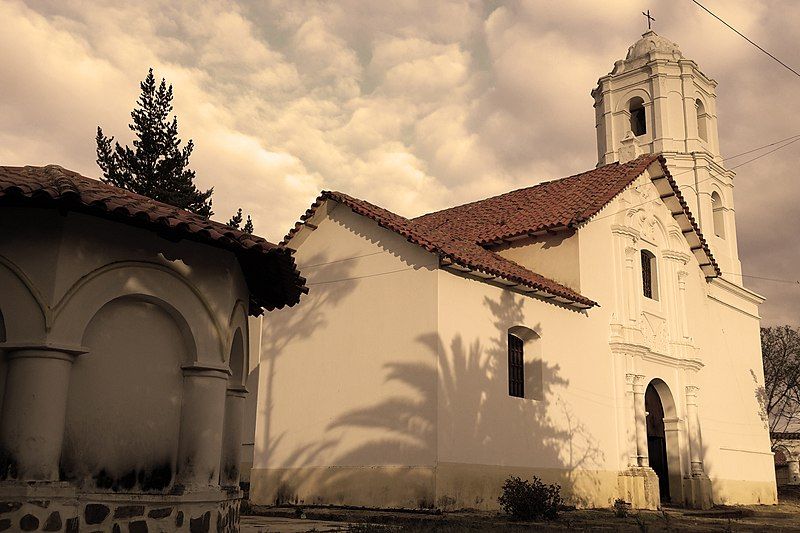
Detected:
left=284, top=193, right=596, bottom=308
left=412, top=154, right=659, bottom=244
left=0, top=165, right=307, bottom=314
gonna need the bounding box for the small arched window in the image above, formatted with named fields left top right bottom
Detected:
left=507, top=327, right=543, bottom=400
left=641, top=249, right=658, bottom=300
left=711, top=191, right=725, bottom=238
left=629, top=97, right=647, bottom=137
left=696, top=99, right=708, bottom=142
left=508, top=332, right=524, bottom=398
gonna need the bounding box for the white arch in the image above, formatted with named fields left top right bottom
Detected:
left=226, top=299, right=250, bottom=386
left=51, top=261, right=224, bottom=363
left=0, top=256, right=47, bottom=343
left=616, top=88, right=652, bottom=113
left=647, top=378, right=685, bottom=503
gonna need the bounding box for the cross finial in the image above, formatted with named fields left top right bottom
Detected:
left=642, top=9, right=655, bottom=31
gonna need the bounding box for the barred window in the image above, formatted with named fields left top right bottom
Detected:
left=508, top=333, right=524, bottom=398
left=641, top=249, right=658, bottom=300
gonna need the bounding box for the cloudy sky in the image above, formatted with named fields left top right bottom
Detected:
left=2, top=0, right=798, bottom=325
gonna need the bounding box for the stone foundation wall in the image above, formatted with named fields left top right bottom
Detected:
left=0, top=486, right=240, bottom=533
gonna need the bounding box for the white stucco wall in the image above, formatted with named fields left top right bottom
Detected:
left=689, top=279, right=775, bottom=504
left=434, top=271, right=620, bottom=508
left=493, top=231, right=581, bottom=291
left=251, top=201, right=440, bottom=508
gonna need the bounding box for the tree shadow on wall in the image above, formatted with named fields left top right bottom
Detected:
left=258, top=224, right=437, bottom=505
left=271, top=289, right=605, bottom=509
left=257, top=250, right=356, bottom=490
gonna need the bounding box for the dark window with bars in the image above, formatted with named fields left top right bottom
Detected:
left=508, top=333, right=524, bottom=398
left=641, top=249, right=654, bottom=299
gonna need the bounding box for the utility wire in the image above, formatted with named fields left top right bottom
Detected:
left=721, top=272, right=800, bottom=285
left=729, top=136, right=800, bottom=169
left=724, top=134, right=800, bottom=161
left=690, top=0, right=800, bottom=78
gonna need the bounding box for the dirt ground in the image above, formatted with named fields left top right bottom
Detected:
left=242, top=487, right=800, bottom=532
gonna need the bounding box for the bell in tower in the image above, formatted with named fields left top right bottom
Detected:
left=592, top=28, right=742, bottom=279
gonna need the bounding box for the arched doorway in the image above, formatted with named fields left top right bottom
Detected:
left=645, top=382, right=670, bottom=501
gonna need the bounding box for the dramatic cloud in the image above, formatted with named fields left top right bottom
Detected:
left=2, top=0, right=798, bottom=324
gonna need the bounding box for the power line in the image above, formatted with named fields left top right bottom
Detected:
left=690, top=0, right=800, bottom=78
left=724, top=134, right=800, bottom=161
left=730, top=136, right=800, bottom=169
left=721, top=272, right=800, bottom=286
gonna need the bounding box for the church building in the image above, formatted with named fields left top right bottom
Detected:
left=249, top=31, right=776, bottom=510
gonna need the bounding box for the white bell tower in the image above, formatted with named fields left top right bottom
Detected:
left=591, top=30, right=742, bottom=277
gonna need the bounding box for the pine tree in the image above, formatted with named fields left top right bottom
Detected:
left=96, top=68, right=214, bottom=218
left=228, top=208, right=254, bottom=234
left=228, top=208, right=243, bottom=230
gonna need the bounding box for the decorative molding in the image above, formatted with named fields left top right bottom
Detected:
left=0, top=342, right=89, bottom=359
left=709, top=276, right=766, bottom=305
left=686, top=385, right=700, bottom=404
left=661, top=250, right=690, bottom=263
left=610, top=341, right=704, bottom=371
left=181, top=362, right=232, bottom=379
left=612, top=225, right=640, bottom=241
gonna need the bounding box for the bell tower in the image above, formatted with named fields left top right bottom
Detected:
left=592, top=30, right=742, bottom=277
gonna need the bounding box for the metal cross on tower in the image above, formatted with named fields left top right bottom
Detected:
left=642, top=9, right=655, bottom=30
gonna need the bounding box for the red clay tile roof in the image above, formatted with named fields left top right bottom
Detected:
left=413, top=153, right=719, bottom=278
left=0, top=165, right=307, bottom=314
left=284, top=153, right=720, bottom=309
left=413, top=154, right=660, bottom=244
left=284, top=195, right=597, bottom=308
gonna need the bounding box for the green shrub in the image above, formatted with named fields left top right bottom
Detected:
left=613, top=498, right=631, bottom=518
left=497, top=475, right=562, bottom=520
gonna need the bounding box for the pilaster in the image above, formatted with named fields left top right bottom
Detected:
left=219, top=386, right=248, bottom=487
left=0, top=344, right=86, bottom=481
left=684, top=385, right=712, bottom=509
left=176, top=363, right=230, bottom=490
left=633, top=375, right=649, bottom=467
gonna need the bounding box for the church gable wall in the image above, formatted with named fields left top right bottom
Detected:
left=251, top=202, right=441, bottom=509
left=579, top=168, right=775, bottom=506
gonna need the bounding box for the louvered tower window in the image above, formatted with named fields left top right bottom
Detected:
left=508, top=333, right=524, bottom=398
